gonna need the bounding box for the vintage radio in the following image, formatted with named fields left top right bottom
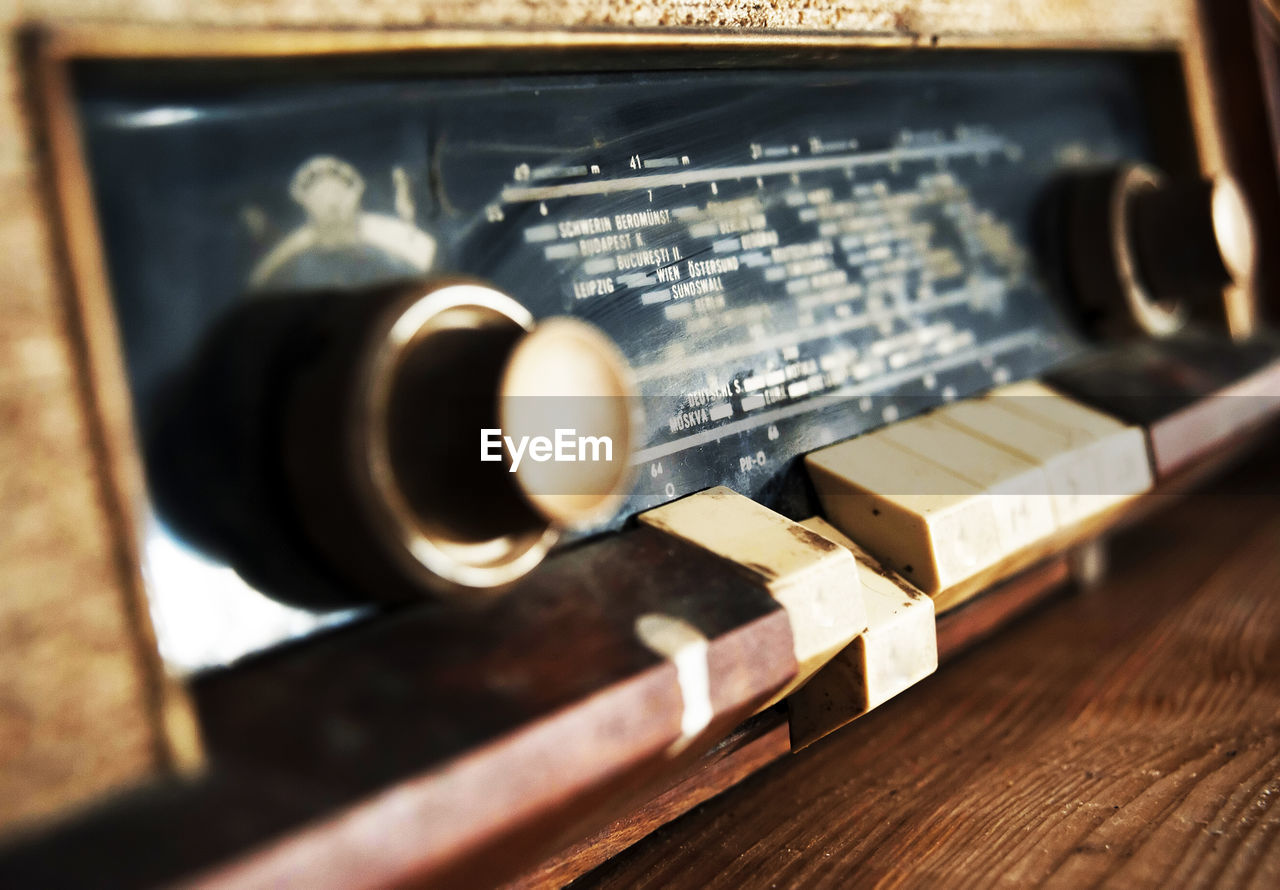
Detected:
left=2, top=2, right=1280, bottom=887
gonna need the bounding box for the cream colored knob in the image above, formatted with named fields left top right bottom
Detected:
left=1210, top=176, right=1256, bottom=285
left=500, top=318, right=636, bottom=528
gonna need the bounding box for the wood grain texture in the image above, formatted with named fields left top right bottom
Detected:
left=0, top=36, right=167, bottom=833
left=0, top=0, right=1202, bottom=836
left=515, top=554, right=1075, bottom=889
left=575, top=456, right=1280, bottom=890
left=16, top=2, right=1189, bottom=37
left=0, top=523, right=1079, bottom=890
left=510, top=713, right=795, bottom=890
left=1194, top=0, right=1280, bottom=329
left=0, top=526, right=797, bottom=890
left=1046, top=332, right=1280, bottom=478
left=184, top=529, right=796, bottom=890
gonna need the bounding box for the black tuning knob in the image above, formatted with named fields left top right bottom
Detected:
left=146, top=280, right=635, bottom=607
left=1058, top=164, right=1255, bottom=339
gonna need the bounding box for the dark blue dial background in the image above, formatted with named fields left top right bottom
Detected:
left=78, top=54, right=1155, bottom=552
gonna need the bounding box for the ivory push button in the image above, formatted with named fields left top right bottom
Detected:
left=877, top=413, right=1057, bottom=555
left=639, top=487, right=867, bottom=702
left=986, top=381, right=1152, bottom=508
left=932, top=397, right=1101, bottom=526
left=805, top=432, right=1003, bottom=595
left=788, top=517, right=938, bottom=750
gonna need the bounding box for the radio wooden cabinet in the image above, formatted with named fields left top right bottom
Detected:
left=1, top=2, right=1278, bottom=887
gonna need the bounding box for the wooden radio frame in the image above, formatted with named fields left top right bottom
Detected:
left=2, top=0, right=1266, bottom=869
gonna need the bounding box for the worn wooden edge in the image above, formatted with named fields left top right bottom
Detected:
left=1183, top=3, right=1256, bottom=337
left=511, top=556, right=1075, bottom=889
left=1184, top=1, right=1267, bottom=337
left=23, top=26, right=205, bottom=779
left=170, top=526, right=803, bottom=890
left=507, top=711, right=794, bottom=890
left=1042, top=344, right=1280, bottom=481
left=0, top=523, right=804, bottom=889
left=27, top=21, right=1186, bottom=63
left=185, top=668, right=689, bottom=890
left=1147, top=357, right=1280, bottom=476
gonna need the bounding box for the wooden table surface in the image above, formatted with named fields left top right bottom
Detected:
left=575, top=454, right=1280, bottom=889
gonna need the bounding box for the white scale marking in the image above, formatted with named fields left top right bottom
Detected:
left=501, top=136, right=1008, bottom=203
left=630, top=328, right=1041, bottom=466
left=523, top=223, right=558, bottom=243
left=633, top=287, right=975, bottom=383
left=531, top=164, right=589, bottom=179
left=543, top=243, right=578, bottom=260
